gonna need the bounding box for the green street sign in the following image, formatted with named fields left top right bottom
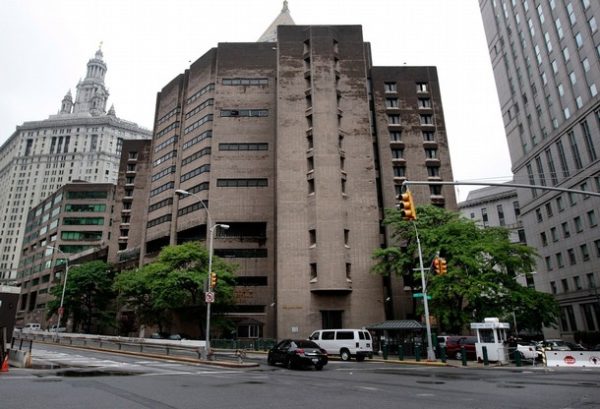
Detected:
left=412, top=293, right=432, bottom=300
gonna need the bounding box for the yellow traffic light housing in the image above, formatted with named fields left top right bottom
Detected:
left=433, top=257, right=447, bottom=275
left=433, top=257, right=441, bottom=274
left=397, top=189, right=417, bottom=221
left=439, top=258, right=447, bottom=275
left=210, top=272, right=218, bottom=288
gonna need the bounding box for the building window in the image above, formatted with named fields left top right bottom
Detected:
left=545, top=256, right=552, bottom=270
left=309, top=229, right=316, bottom=246
left=420, top=115, right=433, bottom=125
left=310, top=263, right=317, bottom=280
left=481, top=208, right=488, bottom=226
left=556, top=140, right=570, bottom=177
left=580, top=121, right=597, bottom=162
left=344, top=229, right=350, bottom=247
left=587, top=210, right=597, bottom=227
left=580, top=244, right=590, bottom=262
left=308, top=179, right=315, bottom=194
left=556, top=252, right=564, bottom=268
left=427, top=166, right=440, bottom=177
left=540, top=232, right=548, bottom=246
left=545, top=202, right=553, bottom=218
left=416, top=82, right=428, bottom=93
left=220, top=109, right=268, bottom=118
left=497, top=204, right=505, bottom=226
left=216, top=178, right=268, bottom=187
left=393, top=166, right=406, bottom=177
left=390, top=131, right=402, bottom=141
left=535, top=208, right=543, bottom=222
left=384, top=82, right=397, bottom=93
left=556, top=196, right=565, bottom=212
left=513, top=201, right=520, bottom=217
left=574, top=216, right=583, bottom=232
left=568, top=131, right=583, bottom=170
left=567, top=248, right=577, bottom=265
left=424, top=149, right=437, bottom=159
left=562, top=222, right=571, bottom=238
left=422, top=131, right=435, bottom=141
left=391, top=148, right=404, bottom=159
left=388, top=114, right=401, bottom=124
left=385, top=98, right=399, bottom=108
left=418, top=98, right=432, bottom=108
left=222, top=78, right=268, bottom=86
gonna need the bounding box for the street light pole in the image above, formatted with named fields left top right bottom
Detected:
left=175, top=189, right=228, bottom=359
left=413, top=223, right=436, bottom=361
left=46, top=246, right=69, bottom=338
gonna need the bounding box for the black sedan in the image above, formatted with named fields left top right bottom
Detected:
left=267, top=339, right=328, bottom=370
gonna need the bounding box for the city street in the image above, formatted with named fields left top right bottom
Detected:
left=1, top=343, right=600, bottom=409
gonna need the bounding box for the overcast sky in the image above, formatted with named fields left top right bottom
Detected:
left=0, top=0, right=513, bottom=201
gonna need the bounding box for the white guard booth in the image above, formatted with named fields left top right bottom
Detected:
left=470, top=317, right=510, bottom=363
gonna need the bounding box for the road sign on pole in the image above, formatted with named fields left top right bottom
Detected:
left=205, top=291, right=215, bottom=303
left=412, top=293, right=432, bottom=300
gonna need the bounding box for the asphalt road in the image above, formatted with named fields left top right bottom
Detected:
left=2, top=343, right=600, bottom=409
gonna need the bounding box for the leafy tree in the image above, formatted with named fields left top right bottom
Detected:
left=372, top=205, right=559, bottom=334
left=114, top=242, right=237, bottom=336
left=47, top=260, right=116, bottom=333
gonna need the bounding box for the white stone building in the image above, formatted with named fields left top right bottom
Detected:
left=0, top=48, right=151, bottom=280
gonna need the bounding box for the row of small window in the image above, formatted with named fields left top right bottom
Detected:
left=388, top=114, right=434, bottom=126
left=150, top=178, right=267, bottom=198
left=153, top=150, right=177, bottom=167
left=534, top=178, right=600, bottom=219
left=156, top=121, right=179, bottom=138
left=385, top=98, right=431, bottom=109
left=156, top=107, right=180, bottom=126
left=549, top=272, right=597, bottom=297
left=393, top=184, right=442, bottom=197
left=393, top=165, right=441, bottom=178
left=391, top=148, right=439, bottom=161
left=183, top=114, right=213, bottom=135
left=186, top=83, right=215, bottom=105
left=472, top=202, right=519, bottom=227
left=525, top=120, right=599, bottom=196
left=60, top=231, right=103, bottom=241
left=152, top=165, right=176, bottom=182
left=545, top=239, right=600, bottom=271
left=219, top=109, right=269, bottom=118
left=539, top=210, right=597, bottom=245
left=155, top=135, right=178, bottom=154
left=384, top=82, right=429, bottom=93
left=185, top=98, right=214, bottom=120
left=222, top=78, right=268, bottom=86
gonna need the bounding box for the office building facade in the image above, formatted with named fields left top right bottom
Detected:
left=0, top=49, right=151, bottom=281
left=479, top=0, right=600, bottom=338
left=143, top=12, right=456, bottom=338
left=15, top=182, right=115, bottom=327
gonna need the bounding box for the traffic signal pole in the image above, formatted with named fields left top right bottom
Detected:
left=413, top=222, right=436, bottom=361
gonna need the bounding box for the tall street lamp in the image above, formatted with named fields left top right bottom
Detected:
left=175, top=189, right=229, bottom=359
left=46, top=246, right=69, bottom=338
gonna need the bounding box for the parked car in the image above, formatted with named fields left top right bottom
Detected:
left=22, top=323, right=42, bottom=332
left=516, top=342, right=541, bottom=360
left=537, top=339, right=572, bottom=351
left=268, top=339, right=328, bottom=370
left=47, top=324, right=66, bottom=333
left=308, top=329, right=373, bottom=361
left=445, top=336, right=477, bottom=360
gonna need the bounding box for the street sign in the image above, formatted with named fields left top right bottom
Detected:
left=412, top=293, right=431, bottom=300
left=205, top=291, right=215, bottom=303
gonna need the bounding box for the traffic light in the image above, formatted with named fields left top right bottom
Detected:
left=397, top=189, right=417, bottom=221
left=439, top=258, right=447, bottom=275
left=433, top=257, right=441, bottom=274
left=210, top=272, right=218, bottom=288
left=433, top=257, right=448, bottom=275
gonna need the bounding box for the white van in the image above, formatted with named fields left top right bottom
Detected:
left=309, top=329, right=373, bottom=361
left=22, top=323, right=42, bottom=332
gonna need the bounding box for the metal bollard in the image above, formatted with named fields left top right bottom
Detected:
left=461, top=346, right=467, bottom=366
left=440, top=346, right=447, bottom=363
left=482, top=346, right=489, bottom=366
left=398, top=344, right=404, bottom=361
left=514, top=349, right=522, bottom=367
left=415, top=345, right=421, bottom=362
left=382, top=343, right=388, bottom=360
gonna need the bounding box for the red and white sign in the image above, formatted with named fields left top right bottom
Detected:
left=205, top=291, right=215, bottom=303
left=563, top=355, right=576, bottom=365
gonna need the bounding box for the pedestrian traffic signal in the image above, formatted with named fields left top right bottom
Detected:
left=397, top=189, right=417, bottom=221
left=433, top=257, right=447, bottom=275
left=210, top=272, right=218, bottom=288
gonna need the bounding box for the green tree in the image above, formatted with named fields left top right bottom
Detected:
left=372, top=205, right=559, bottom=334
left=114, top=242, right=236, bottom=336
left=47, top=260, right=115, bottom=333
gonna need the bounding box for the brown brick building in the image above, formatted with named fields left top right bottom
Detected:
left=142, top=22, right=456, bottom=339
